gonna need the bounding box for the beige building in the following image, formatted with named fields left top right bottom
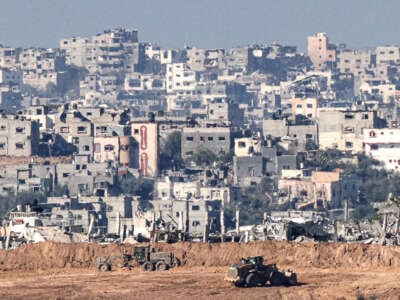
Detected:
left=337, top=50, right=372, bottom=75
left=307, top=33, right=336, bottom=70
left=291, top=97, right=318, bottom=118
left=278, top=170, right=345, bottom=209
left=234, top=137, right=262, bottom=157
left=376, top=46, right=400, bottom=64
left=54, top=110, right=93, bottom=141
left=93, top=136, right=120, bottom=163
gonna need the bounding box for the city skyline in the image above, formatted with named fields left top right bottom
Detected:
left=1, top=0, right=400, bottom=51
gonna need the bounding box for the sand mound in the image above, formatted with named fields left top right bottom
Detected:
left=0, top=241, right=399, bottom=271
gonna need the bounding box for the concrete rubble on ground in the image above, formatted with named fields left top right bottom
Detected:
left=1, top=200, right=400, bottom=248
left=230, top=208, right=400, bottom=245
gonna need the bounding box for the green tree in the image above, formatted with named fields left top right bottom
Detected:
left=110, top=174, right=154, bottom=210
left=159, top=131, right=183, bottom=171
left=189, top=149, right=218, bottom=166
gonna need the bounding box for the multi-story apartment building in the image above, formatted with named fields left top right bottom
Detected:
left=307, top=33, right=336, bottom=70
left=291, top=97, right=318, bottom=119
left=131, top=122, right=158, bottom=177
left=0, top=68, right=22, bottom=85
left=181, top=126, right=231, bottom=160
left=318, top=109, right=377, bottom=153
left=375, top=46, right=400, bottom=65
left=59, top=37, right=90, bottom=67
left=364, top=128, right=400, bottom=171
left=0, top=115, right=40, bottom=156
left=124, top=73, right=166, bottom=92
left=337, top=49, right=372, bottom=75
left=19, top=48, right=66, bottom=91
left=60, top=28, right=139, bottom=75
left=186, top=48, right=225, bottom=72
left=166, top=63, right=196, bottom=93
left=0, top=47, right=18, bottom=69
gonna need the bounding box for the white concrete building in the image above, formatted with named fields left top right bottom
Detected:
left=364, top=128, right=400, bottom=171
left=166, top=63, right=196, bottom=93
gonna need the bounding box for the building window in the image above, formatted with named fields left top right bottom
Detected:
left=362, top=114, right=369, bottom=120
left=77, top=126, right=87, bottom=134
left=343, top=127, right=354, bottom=134
left=60, top=126, right=69, bottom=133
left=15, top=127, right=25, bottom=133
left=192, top=221, right=200, bottom=227
left=208, top=137, right=214, bottom=141
left=186, top=136, right=194, bottom=141
left=369, top=131, right=376, bottom=137
left=104, top=144, right=114, bottom=151
left=306, top=103, right=313, bottom=108
left=345, top=141, right=353, bottom=148
left=371, top=144, right=379, bottom=150
left=218, top=136, right=226, bottom=141
left=15, top=143, right=24, bottom=149
left=344, top=114, right=354, bottom=120
left=0, top=143, right=4, bottom=149
left=192, top=205, right=200, bottom=211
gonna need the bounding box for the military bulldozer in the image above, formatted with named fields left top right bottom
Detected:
left=224, top=256, right=297, bottom=287
left=96, top=245, right=180, bottom=272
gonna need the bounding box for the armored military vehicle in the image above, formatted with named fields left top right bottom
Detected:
left=224, top=256, right=297, bottom=287
left=96, top=245, right=180, bottom=272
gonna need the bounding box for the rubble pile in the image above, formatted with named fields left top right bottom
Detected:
left=0, top=240, right=400, bottom=271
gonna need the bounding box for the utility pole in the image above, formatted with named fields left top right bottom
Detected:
left=220, top=207, right=225, bottom=243
left=344, top=197, right=349, bottom=223
left=235, top=209, right=240, bottom=235
left=203, top=210, right=209, bottom=243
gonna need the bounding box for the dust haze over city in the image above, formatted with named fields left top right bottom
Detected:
left=0, top=0, right=399, bottom=299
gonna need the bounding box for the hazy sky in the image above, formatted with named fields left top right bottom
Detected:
left=0, top=0, right=399, bottom=51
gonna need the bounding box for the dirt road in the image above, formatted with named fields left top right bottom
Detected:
left=0, top=266, right=398, bottom=299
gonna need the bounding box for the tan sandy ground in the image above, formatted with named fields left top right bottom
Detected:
left=0, top=266, right=398, bottom=299
left=0, top=241, right=399, bottom=299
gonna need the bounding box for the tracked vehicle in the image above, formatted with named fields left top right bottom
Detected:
left=225, top=256, right=297, bottom=287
